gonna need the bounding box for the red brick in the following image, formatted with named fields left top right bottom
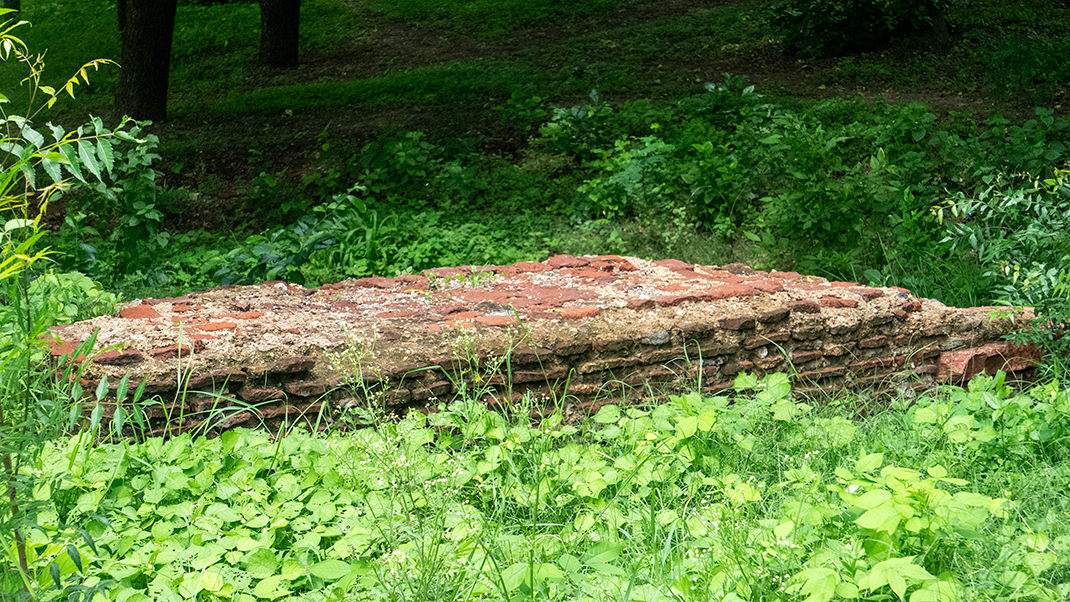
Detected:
left=513, top=261, right=549, bottom=273
left=770, top=271, right=802, bottom=280
left=937, top=342, right=1040, bottom=383
left=788, top=300, right=821, bottom=314
left=477, top=314, right=518, bottom=327
left=555, top=342, right=591, bottom=356
left=820, top=296, right=859, bottom=308
left=144, top=296, right=192, bottom=306
left=797, top=366, right=847, bottom=381
left=719, top=316, right=756, bottom=331
left=791, top=351, right=824, bottom=364
left=901, top=300, right=923, bottom=313
left=546, top=254, right=588, bottom=268
left=48, top=339, right=82, bottom=358
left=193, top=321, right=238, bottom=332
left=237, top=388, right=285, bottom=402
left=283, top=328, right=301, bottom=334
left=422, top=266, right=469, bottom=279
left=119, top=305, right=162, bottom=319
left=858, top=336, right=888, bottom=349
left=187, top=370, right=246, bottom=389
left=558, top=306, right=599, bottom=319
left=396, top=274, right=431, bottom=288
left=149, top=344, right=195, bottom=360
left=758, top=307, right=790, bottom=323
left=830, top=281, right=859, bottom=288
left=221, top=311, right=265, bottom=320
left=626, top=299, right=656, bottom=310
left=353, top=276, right=397, bottom=289
left=746, top=280, right=786, bottom=293
left=850, top=287, right=885, bottom=301
left=653, top=259, right=692, bottom=271
left=711, top=284, right=760, bottom=299
left=94, top=350, right=144, bottom=366
left=268, top=356, right=315, bottom=374
left=284, top=380, right=329, bottom=397
left=377, top=310, right=425, bottom=319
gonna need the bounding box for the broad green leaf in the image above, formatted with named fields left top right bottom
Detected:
left=500, top=562, right=530, bottom=592
left=697, top=411, right=717, bottom=431
left=855, top=452, right=884, bottom=473
left=855, top=504, right=900, bottom=533
left=677, top=416, right=698, bottom=438
left=246, top=548, right=277, bottom=579
left=252, top=575, right=288, bottom=599
left=77, top=139, right=102, bottom=179
left=40, top=157, right=62, bottom=183
left=58, top=143, right=85, bottom=181
left=22, top=124, right=43, bottom=147
left=201, top=570, right=224, bottom=592
left=3, top=218, right=32, bottom=232
left=308, top=559, right=351, bottom=581
left=95, top=375, right=109, bottom=402
left=593, top=404, right=620, bottom=424
left=96, top=137, right=115, bottom=173
left=853, top=488, right=892, bottom=510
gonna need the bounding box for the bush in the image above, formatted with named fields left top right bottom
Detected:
left=771, top=0, right=951, bottom=57
left=939, top=169, right=1070, bottom=379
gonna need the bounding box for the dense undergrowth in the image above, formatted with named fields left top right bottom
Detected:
left=6, top=372, right=1070, bottom=601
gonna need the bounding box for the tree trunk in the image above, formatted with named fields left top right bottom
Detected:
left=115, top=0, right=177, bottom=122
left=259, top=0, right=300, bottom=68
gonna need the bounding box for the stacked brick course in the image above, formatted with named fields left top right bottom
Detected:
left=48, top=256, right=1038, bottom=433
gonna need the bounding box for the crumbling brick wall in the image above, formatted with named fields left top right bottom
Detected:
left=49, top=256, right=1038, bottom=433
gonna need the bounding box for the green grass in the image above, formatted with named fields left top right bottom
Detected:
left=366, top=0, right=652, bottom=35
left=8, top=371, right=1070, bottom=600
left=207, top=61, right=558, bottom=116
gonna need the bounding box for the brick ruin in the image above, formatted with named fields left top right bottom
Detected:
left=48, top=256, right=1039, bottom=433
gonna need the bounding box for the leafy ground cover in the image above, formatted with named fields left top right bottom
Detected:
left=9, top=372, right=1070, bottom=601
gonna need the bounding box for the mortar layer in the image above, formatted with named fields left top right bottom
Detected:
left=48, top=256, right=1038, bottom=433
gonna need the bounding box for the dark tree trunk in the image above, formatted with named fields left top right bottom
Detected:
left=115, top=0, right=177, bottom=122
left=259, top=0, right=300, bottom=68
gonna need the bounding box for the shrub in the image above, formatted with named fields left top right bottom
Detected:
left=771, top=0, right=951, bottom=57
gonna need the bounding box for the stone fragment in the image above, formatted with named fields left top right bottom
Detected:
left=641, top=331, right=671, bottom=345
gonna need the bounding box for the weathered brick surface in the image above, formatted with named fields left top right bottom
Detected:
left=47, top=257, right=1036, bottom=432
